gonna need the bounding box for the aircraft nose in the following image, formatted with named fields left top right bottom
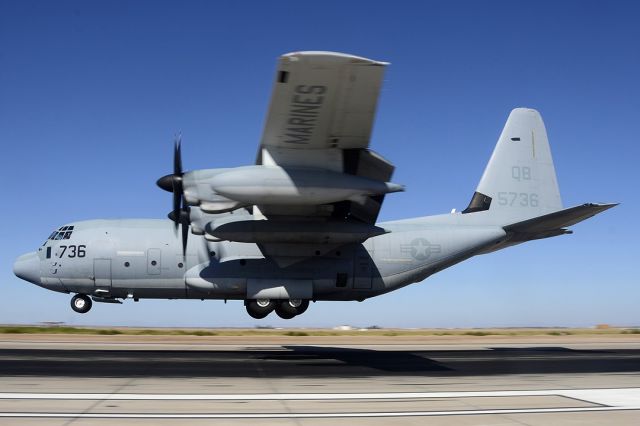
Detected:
left=13, top=252, right=41, bottom=285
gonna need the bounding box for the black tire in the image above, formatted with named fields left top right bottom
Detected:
left=293, top=299, right=309, bottom=315
left=245, top=299, right=275, bottom=319
left=70, top=294, right=92, bottom=314
left=275, top=299, right=309, bottom=319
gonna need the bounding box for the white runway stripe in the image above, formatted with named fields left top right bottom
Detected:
left=1, top=388, right=639, bottom=418
left=0, top=406, right=638, bottom=419
left=1, top=387, right=640, bottom=405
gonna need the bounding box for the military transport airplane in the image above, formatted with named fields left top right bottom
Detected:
left=13, top=51, right=616, bottom=320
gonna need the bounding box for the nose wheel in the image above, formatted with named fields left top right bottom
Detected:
left=70, top=294, right=92, bottom=314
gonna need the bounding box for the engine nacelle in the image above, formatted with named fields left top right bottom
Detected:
left=183, top=165, right=403, bottom=210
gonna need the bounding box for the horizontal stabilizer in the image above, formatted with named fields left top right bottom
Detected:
left=504, top=203, right=617, bottom=241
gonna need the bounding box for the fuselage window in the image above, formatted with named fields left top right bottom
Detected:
left=63, top=231, right=72, bottom=239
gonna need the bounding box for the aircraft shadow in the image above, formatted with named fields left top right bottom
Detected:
left=0, top=346, right=638, bottom=378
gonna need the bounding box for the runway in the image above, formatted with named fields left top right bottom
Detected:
left=1, top=338, right=639, bottom=424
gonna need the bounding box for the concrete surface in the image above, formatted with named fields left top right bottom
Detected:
left=0, top=335, right=638, bottom=424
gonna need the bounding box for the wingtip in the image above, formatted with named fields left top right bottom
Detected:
left=591, top=202, right=619, bottom=208
left=582, top=202, right=619, bottom=213
left=281, top=51, right=388, bottom=66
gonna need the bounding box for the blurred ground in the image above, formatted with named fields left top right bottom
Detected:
left=0, top=334, right=639, bottom=424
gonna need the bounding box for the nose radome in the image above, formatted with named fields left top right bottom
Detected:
left=13, top=252, right=40, bottom=285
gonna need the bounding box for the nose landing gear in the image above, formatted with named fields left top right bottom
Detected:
left=70, top=294, right=92, bottom=314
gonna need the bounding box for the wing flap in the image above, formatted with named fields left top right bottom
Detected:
left=337, top=149, right=396, bottom=223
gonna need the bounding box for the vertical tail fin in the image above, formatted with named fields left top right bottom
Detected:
left=463, top=108, right=562, bottom=223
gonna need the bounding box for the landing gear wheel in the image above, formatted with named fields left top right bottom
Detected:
left=70, top=294, right=92, bottom=314
left=275, top=299, right=309, bottom=319
left=245, top=299, right=275, bottom=319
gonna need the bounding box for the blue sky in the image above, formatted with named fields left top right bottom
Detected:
left=1, top=0, right=638, bottom=328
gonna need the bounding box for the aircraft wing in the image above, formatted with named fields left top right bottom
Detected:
left=257, top=51, right=388, bottom=169
left=182, top=52, right=397, bottom=266
left=255, top=51, right=394, bottom=224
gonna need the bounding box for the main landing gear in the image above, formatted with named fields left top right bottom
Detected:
left=70, top=294, right=92, bottom=314
left=245, top=299, right=309, bottom=319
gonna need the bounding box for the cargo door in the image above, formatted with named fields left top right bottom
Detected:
left=94, top=258, right=112, bottom=289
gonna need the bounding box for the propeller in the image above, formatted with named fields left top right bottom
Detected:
left=157, top=136, right=190, bottom=256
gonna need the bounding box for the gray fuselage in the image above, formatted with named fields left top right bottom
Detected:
left=25, top=212, right=507, bottom=303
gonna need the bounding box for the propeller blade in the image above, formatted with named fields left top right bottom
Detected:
left=174, top=136, right=182, bottom=177
left=179, top=192, right=189, bottom=256
left=158, top=137, right=183, bottom=193
left=159, top=135, right=190, bottom=253
left=181, top=214, right=189, bottom=257
left=171, top=137, right=184, bottom=232
left=172, top=191, right=181, bottom=232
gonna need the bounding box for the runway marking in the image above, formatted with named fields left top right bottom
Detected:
left=0, top=407, right=638, bottom=419
left=1, top=388, right=639, bottom=404
left=0, top=388, right=639, bottom=418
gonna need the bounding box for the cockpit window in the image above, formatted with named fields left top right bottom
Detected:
left=47, top=226, right=75, bottom=241
left=43, top=231, right=57, bottom=246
